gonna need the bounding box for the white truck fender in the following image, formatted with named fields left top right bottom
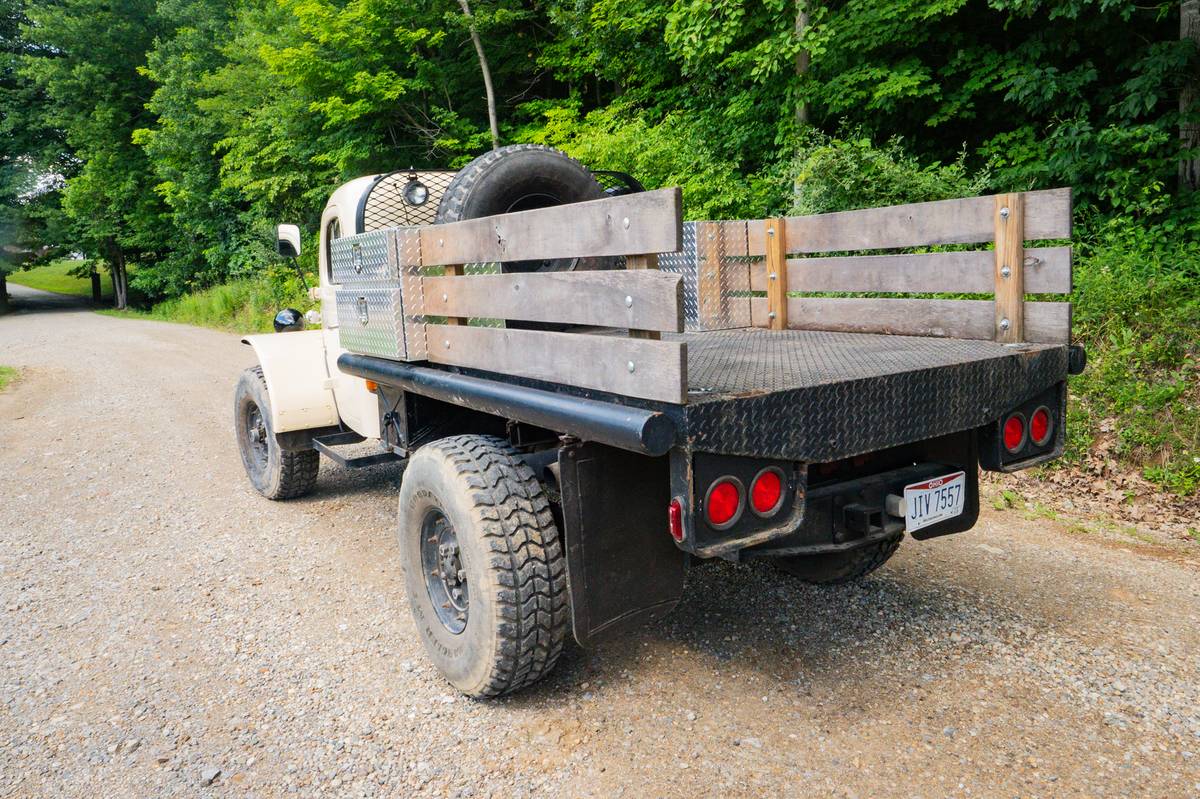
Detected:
left=241, top=330, right=340, bottom=432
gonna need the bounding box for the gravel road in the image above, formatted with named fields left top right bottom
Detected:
left=2, top=292, right=1199, bottom=798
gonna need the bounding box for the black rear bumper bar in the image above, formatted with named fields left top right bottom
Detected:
left=337, top=354, right=676, bottom=456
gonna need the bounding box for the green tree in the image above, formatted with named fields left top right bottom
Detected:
left=0, top=0, right=57, bottom=308
left=133, top=0, right=270, bottom=299
left=21, top=0, right=167, bottom=308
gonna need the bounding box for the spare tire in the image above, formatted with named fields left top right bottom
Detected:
left=435, top=144, right=610, bottom=273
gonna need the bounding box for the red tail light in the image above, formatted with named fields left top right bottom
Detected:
left=750, top=468, right=784, bottom=516
left=1030, top=407, right=1052, bottom=446
left=668, top=498, right=684, bottom=542
left=705, top=478, right=742, bottom=529
left=1003, top=413, right=1026, bottom=453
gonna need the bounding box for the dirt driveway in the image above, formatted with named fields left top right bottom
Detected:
left=1, top=295, right=1198, bottom=798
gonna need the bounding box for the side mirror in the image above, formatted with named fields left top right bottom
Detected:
left=276, top=224, right=302, bottom=258
left=273, top=308, right=305, bottom=333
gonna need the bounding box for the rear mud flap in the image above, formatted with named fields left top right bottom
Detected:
left=557, top=442, right=686, bottom=648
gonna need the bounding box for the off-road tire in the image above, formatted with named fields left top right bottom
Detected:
left=774, top=535, right=902, bottom=585
left=435, top=144, right=608, bottom=273
left=234, top=366, right=319, bottom=500
left=397, top=435, right=569, bottom=698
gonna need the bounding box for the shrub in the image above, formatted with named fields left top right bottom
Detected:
left=128, top=264, right=313, bottom=333
left=790, top=131, right=989, bottom=215
left=1068, top=205, right=1200, bottom=495
left=527, top=104, right=788, bottom=220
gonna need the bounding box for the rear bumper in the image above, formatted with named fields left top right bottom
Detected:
left=673, top=430, right=982, bottom=560
left=746, top=461, right=980, bottom=559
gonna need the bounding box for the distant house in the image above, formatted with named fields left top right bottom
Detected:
left=0, top=244, right=53, bottom=266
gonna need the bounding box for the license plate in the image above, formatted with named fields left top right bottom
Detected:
left=902, top=471, right=966, bottom=533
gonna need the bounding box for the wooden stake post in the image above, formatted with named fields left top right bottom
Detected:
left=625, top=254, right=661, bottom=340
left=443, top=264, right=466, bottom=325
left=993, top=194, right=1024, bottom=343
left=764, top=218, right=788, bottom=331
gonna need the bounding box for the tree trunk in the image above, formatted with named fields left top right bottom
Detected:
left=458, top=0, right=500, bottom=150
left=1182, top=0, right=1199, bottom=191
left=795, top=1, right=811, bottom=127
left=0, top=271, right=7, bottom=313
left=105, top=241, right=129, bottom=310
left=91, top=269, right=102, bottom=305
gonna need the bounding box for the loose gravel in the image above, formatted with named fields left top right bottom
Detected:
left=2, top=294, right=1198, bottom=798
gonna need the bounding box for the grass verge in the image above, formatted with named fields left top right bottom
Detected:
left=0, top=366, right=19, bottom=392
left=7, top=259, right=112, bottom=299
left=1063, top=213, right=1200, bottom=497
left=101, top=277, right=311, bottom=334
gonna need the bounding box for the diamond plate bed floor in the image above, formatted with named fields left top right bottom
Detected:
left=672, top=328, right=1059, bottom=401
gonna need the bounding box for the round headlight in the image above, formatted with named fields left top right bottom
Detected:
left=403, top=180, right=429, bottom=206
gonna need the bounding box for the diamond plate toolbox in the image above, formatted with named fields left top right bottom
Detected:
left=336, top=286, right=407, bottom=359
left=331, top=228, right=427, bottom=360
left=330, top=229, right=396, bottom=284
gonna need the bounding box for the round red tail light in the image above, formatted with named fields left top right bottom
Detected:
left=1003, top=413, right=1026, bottom=453
left=1029, top=407, right=1052, bottom=446
left=750, top=468, right=784, bottom=516
left=705, top=478, right=742, bottom=529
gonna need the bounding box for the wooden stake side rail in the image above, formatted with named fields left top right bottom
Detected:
left=745, top=247, right=1072, bottom=294
left=743, top=188, right=1071, bottom=255
left=406, top=187, right=686, bottom=403
left=698, top=188, right=1072, bottom=345
left=748, top=297, right=1071, bottom=345
left=418, top=187, right=682, bottom=266
left=423, top=270, right=684, bottom=332
left=425, top=324, right=687, bottom=404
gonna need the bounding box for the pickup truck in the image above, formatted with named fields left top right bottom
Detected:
left=235, top=144, right=1084, bottom=698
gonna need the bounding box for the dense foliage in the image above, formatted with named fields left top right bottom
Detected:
left=1, top=0, right=1197, bottom=492
left=5, top=0, right=1195, bottom=293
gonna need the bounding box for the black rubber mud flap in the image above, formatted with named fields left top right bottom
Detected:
left=557, top=442, right=686, bottom=648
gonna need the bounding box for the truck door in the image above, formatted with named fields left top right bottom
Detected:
left=319, top=207, right=381, bottom=439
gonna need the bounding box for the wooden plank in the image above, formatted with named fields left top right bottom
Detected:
left=745, top=188, right=1072, bottom=255
left=749, top=297, right=1071, bottom=345
left=716, top=220, right=749, bottom=257
left=994, top=193, right=1024, bottom=342
left=746, top=247, right=1071, bottom=294
left=696, top=222, right=723, bottom=329
left=423, top=270, right=682, bottom=332
left=624, top=253, right=662, bottom=340
left=426, top=324, right=687, bottom=403
left=719, top=222, right=753, bottom=328
left=419, top=188, right=683, bottom=267
left=764, top=218, right=788, bottom=330
left=695, top=221, right=752, bottom=330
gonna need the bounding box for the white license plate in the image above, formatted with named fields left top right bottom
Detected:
left=902, top=471, right=966, bottom=533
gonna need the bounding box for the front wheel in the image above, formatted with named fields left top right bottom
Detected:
left=234, top=366, right=319, bottom=500
left=397, top=435, right=569, bottom=698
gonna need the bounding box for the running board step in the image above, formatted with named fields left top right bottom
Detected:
left=311, top=434, right=402, bottom=469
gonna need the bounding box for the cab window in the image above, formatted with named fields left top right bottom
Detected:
left=324, top=217, right=341, bottom=281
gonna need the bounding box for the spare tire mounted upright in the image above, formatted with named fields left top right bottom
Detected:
left=435, top=144, right=610, bottom=273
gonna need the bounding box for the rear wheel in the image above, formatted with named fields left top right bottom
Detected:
left=397, top=435, right=569, bottom=697
left=773, top=535, right=902, bottom=585
left=234, top=366, right=319, bottom=500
